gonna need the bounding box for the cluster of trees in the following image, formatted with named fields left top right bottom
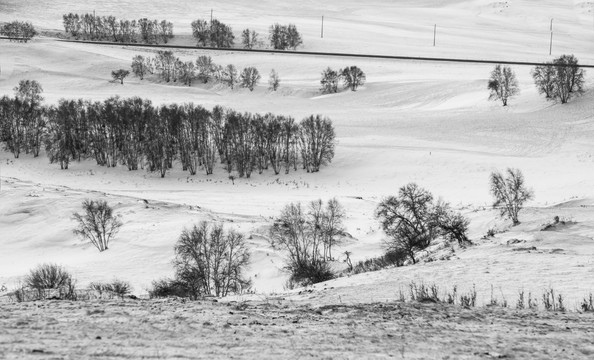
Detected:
left=269, top=23, right=302, bottom=50
left=132, top=53, right=267, bottom=91
left=191, top=18, right=234, bottom=48
left=269, top=198, right=345, bottom=286
left=488, top=55, right=585, bottom=106
left=0, top=80, right=45, bottom=158
left=532, top=54, right=585, bottom=104
left=0, top=21, right=37, bottom=42
left=190, top=19, right=303, bottom=51
left=62, top=13, right=173, bottom=44
left=320, top=66, right=366, bottom=94
left=0, top=82, right=336, bottom=177
left=373, top=169, right=532, bottom=267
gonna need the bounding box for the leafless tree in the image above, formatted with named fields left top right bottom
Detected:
left=488, top=65, right=519, bottom=106
left=490, top=168, right=534, bottom=225
left=72, top=199, right=123, bottom=252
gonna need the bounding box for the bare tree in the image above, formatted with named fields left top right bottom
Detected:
left=268, top=69, right=280, bottom=91
left=490, top=168, right=534, bottom=226
left=241, top=28, right=260, bottom=49
left=320, top=67, right=340, bottom=94
left=531, top=63, right=555, bottom=99
left=532, top=55, right=585, bottom=104
left=375, top=183, right=440, bottom=264
left=195, top=55, right=215, bottom=83
left=111, top=69, right=130, bottom=84
left=173, top=222, right=250, bottom=298
left=322, top=198, right=346, bottom=260
left=131, top=55, right=150, bottom=80
left=341, top=66, right=366, bottom=91
left=488, top=65, right=519, bottom=106
left=240, top=67, right=261, bottom=91
left=223, top=64, right=239, bottom=89
left=73, top=199, right=123, bottom=252
left=298, top=115, right=336, bottom=172
left=270, top=202, right=334, bottom=286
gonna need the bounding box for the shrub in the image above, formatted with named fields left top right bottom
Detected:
left=24, top=263, right=77, bottom=300
left=149, top=278, right=194, bottom=298
left=25, top=263, right=74, bottom=290
left=72, top=199, right=123, bottom=252
left=490, top=168, right=533, bottom=226
left=350, top=249, right=407, bottom=275
left=109, top=279, right=132, bottom=299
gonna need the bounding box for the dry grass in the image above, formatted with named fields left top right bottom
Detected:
left=1, top=298, right=594, bottom=359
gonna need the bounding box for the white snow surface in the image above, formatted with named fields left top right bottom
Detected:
left=1, top=0, right=594, bottom=303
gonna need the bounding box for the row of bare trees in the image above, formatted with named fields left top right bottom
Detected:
left=62, top=13, right=173, bottom=43
left=131, top=53, right=264, bottom=90
left=1, top=85, right=335, bottom=176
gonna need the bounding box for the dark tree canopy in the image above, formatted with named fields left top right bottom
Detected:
left=488, top=65, right=519, bottom=106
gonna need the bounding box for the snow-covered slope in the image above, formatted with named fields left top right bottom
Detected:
left=1, top=0, right=593, bottom=300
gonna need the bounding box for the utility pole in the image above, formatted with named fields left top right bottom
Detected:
left=321, top=16, right=324, bottom=38
left=433, top=24, right=436, bottom=46
left=549, top=18, right=553, bottom=55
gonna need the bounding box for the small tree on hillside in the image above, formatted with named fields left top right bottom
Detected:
left=490, top=168, right=534, bottom=226
left=270, top=201, right=337, bottom=287
left=531, top=63, right=555, bottom=99
left=268, top=69, right=280, bottom=91
left=223, top=64, right=239, bottom=89
left=488, top=64, right=519, bottom=106
left=173, top=222, right=251, bottom=298
left=131, top=55, right=150, bottom=80
left=73, top=199, right=123, bottom=252
left=195, top=55, right=215, bottom=83
left=191, top=19, right=210, bottom=46
left=320, top=67, right=339, bottom=94
left=375, top=183, right=441, bottom=264
left=341, top=66, right=366, bottom=91
left=111, top=69, right=130, bottom=84
left=240, top=67, right=261, bottom=91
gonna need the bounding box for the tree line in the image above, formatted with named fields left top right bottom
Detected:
left=62, top=13, right=174, bottom=44
left=131, top=53, right=265, bottom=91
left=0, top=21, right=37, bottom=42
left=0, top=81, right=335, bottom=177
left=190, top=17, right=303, bottom=51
